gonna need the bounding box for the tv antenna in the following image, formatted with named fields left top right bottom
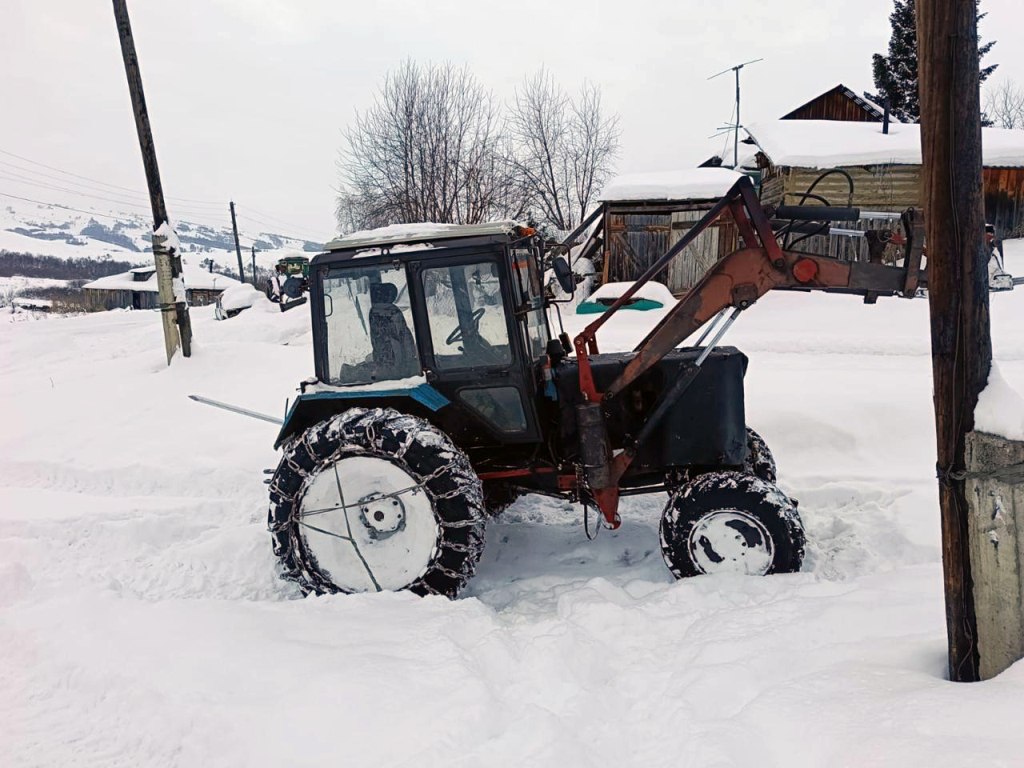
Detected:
left=709, top=58, right=763, bottom=169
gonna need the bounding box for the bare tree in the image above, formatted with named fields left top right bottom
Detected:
left=337, top=60, right=516, bottom=231
left=508, top=69, right=620, bottom=231
left=985, top=79, right=1024, bottom=129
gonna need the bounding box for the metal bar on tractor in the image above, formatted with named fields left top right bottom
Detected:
left=188, top=394, right=284, bottom=425
left=555, top=205, right=604, bottom=251
left=693, top=308, right=727, bottom=347
left=696, top=307, right=742, bottom=365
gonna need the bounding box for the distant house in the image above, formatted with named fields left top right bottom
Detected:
left=744, top=119, right=1024, bottom=238
left=596, top=168, right=743, bottom=294
left=83, top=262, right=239, bottom=310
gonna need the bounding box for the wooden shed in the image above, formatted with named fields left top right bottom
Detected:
left=745, top=119, right=1024, bottom=239
left=596, top=169, right=743, bottom=295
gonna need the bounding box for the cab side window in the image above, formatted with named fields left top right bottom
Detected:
left=422, top=261, right=512, bottom=370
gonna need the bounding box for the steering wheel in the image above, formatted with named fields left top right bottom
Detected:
left=446, top=307, right=486, bottom=345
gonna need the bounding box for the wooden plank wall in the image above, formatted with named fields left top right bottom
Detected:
left=779, top=165, right=922, bottom=210
left=667, top=211, right=738, bottom=293
left=604, top=212, right=671, bottom=285
left=603, top=203, right=739, bottom=295
left=783, top=89, right=881, bottom=122
left=983, top=167, right=1024, bottom=237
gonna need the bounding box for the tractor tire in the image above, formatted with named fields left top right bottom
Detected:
left=744, top=427, right=777, bottom=484
left=482, top=481, right=521, bottom=516
left=659, top=471, right=804, bottom=579
left=267, top=407, right=486, bottom=598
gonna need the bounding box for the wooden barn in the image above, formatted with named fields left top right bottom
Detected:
left=594, top=169, right=743, bottom=295
left=83, top=262, right=239, bottom=310
left=744, top=119, right=1024, bottom=239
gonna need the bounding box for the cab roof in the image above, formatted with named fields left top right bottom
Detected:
left=322, top=221, right=523, bottom=253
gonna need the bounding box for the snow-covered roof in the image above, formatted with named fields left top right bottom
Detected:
left=601, top=168, right=745, bottom=202
left=323, top=221, right=521, bottom=251
left=747, top=120, right=1024, bottom=169
left=83, top=261, right=241, bottom=293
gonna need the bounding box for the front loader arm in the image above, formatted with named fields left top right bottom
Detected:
left=573, top=176, right=925, bottom=402
left=569, top=175, right=925, bottom=527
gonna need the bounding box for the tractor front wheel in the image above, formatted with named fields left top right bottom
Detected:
left=744, top=427, right=777, bottom=484
left=659, top=471, right=804, bottom=579
left=267, top=408, right=486, bottom=598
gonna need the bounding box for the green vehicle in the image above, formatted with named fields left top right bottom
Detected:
left=265, top=255, right=310, bottom=311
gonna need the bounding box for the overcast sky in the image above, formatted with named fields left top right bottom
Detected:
left=4, top=0, right=1022, bottom=242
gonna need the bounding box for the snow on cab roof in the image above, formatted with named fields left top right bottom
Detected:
left=83, top=261, right=240, bottom=293
left=323, top=221, right=521, bottom=252
left=600, top=168, right=744, bottom=202
left=746, top=120, right=1024, bottom=170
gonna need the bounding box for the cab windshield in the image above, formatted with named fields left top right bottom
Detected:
left=322, top=263, right=420, bottom=385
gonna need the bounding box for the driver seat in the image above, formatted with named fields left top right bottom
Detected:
left=368, top=282, right=418, bottom=376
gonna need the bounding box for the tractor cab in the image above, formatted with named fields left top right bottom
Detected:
left=281, top=222, right=554, bottom=459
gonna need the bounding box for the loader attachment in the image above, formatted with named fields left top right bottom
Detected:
left=572, top=175, right=926, bottom=524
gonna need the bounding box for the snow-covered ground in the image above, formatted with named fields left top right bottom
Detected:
left=3, top=246, right=1024, bottom=767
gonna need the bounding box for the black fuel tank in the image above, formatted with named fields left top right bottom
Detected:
left=554, top=346, right=748, bottom=482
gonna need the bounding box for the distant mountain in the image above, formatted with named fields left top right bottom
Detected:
left=0, top=197, right=324, bottom=279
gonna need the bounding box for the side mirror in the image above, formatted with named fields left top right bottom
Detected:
left=552, top=256, right=575, bottom=294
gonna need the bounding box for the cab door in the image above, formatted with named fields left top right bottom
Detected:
left=410, top=252, right=540, bottom=444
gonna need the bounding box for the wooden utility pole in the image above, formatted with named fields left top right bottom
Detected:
left=112, top=0, right=191, bottom=362
left=251, top=245, right=258, bottom=287
left=230, top=201, right=246, bottom=283
left=917, top=0, right=992, bottom=682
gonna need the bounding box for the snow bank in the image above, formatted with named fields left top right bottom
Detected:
left=975, top=363, right=1024, bottom=440
left=601, top=168, right=744, bottom=201
left=746, top=120, right=1024, bottom=169
left=217, top=283, right=263, bottom=312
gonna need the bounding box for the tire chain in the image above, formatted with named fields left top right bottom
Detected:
left=267, top=407, right=487, bottom=597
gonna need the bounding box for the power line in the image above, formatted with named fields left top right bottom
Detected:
left=0, top=147, right=225, bottom=206
left=0, top=191, right=141, bottom=222
left=0, top=158, right=225, bottom=214
left=0, top=147, right=328, bottom=240
left=0, top=173, right=230, bottom=229
left=242, top=204, right=328, bottom=239
left=236, top=212, right=324, bottom=244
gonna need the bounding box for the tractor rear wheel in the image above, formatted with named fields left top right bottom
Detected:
left=267, top=408, right=486, bottom=598
left=659, top=471, right=804, bottom=579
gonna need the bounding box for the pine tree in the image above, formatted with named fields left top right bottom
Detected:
left=865, top=0, right=996, bottom=123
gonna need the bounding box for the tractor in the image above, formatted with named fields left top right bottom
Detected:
left=265, top=254, right=311, bottom=311
left=265, top=177, right=925, bottom=597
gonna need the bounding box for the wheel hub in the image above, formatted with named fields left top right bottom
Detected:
left=688, top=509, right=774, bottom=576
left=358, top=494, right=406, bottom=539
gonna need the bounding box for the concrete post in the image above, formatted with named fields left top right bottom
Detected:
left=966, top=430, right=1024, bottom=679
